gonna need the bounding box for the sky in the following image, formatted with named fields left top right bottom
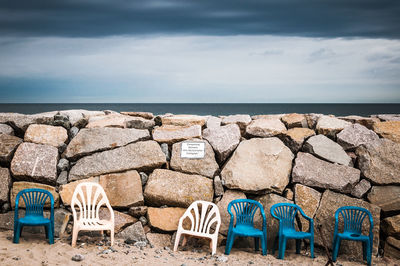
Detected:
left=0, top=0, right=399, bottom=103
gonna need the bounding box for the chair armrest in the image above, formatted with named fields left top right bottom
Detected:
left=227, top=206, right=235, bottom=232
left=333, top=211, right=340, bottom=237
left=50, top=194, right=55, bottom=223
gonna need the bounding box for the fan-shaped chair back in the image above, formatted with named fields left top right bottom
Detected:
left=16, top=188, right=54, bottom=216
left=71, top=182, right=112, bottom=222
left=270, top=203, right=299, bottom=230
left=182, top=200, right=220, bottom=235
left=227, top=199, right=264, bottom=227
left=335, top=206, right=373, bottom=235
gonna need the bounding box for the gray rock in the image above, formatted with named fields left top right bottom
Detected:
left=120, top=112, right=154, bottom=120
left=117, top=221, right=146, bottom=242
left=170, top=139, right=219, bottom=178
left=280, top=128, right=316, bottom=153
left=59, top=109, right=105, bottom=126
left=139, top=216, right=147, bottom=225
left=305, top=113, right=323, bottom=129
left=382, top=214, right=400, bottom=239
left=206, top=116, right=221, bottom=129
left=139, top=172, right=149, bottom=186
left=0, top=167, right=11, bottom=203
left=71, top=254, right=84, bottom=262
left=337, top=115, right=380, bottom=129
left=294, top=184, right=321, bottom=230
left=160, top=143, right=170, bottom=161
left=303, top=134, right=352, bottom=166
left=64, top=127, right=150, bottom=160
left=129, top=206, right=148, bottom=218
left=125, top=117, right=156, bottom=129
left=217, top=190, right=246, bottom=235
left=0, top=124, right=14, bottom=135
left=356, top=139, right=400, bottom=185
left=351, top=179, right=371, bottom=198
left=203, top=124, right=241, bottom=163
left=292, top=152, right=360, bottom=193
left=385, top=237, right=400, bottom=259
left=152, top=125, right=202, bottom=144
left=54, top=208, right=71, bottom=238
left=69, top=126, right=79, bottom=139
left=216, top=256, right=228, bottom=263
left=56, top=171, right=68, bottom=185
left=316, top=115, right=351, bottom=138
left=53, top=114, right=71, bottom=129
left=57, top=158, right=70, bottom=172
left=11, top=142, right=58, bottom=184
left=315, top=190, right=380, bottom=256
left=0, top=134, right=23, bottom=163
left=221, top=114, right=251, bottom=135
left=221, top=138, right=294, bottom=194
left=144, top=169, right=213, bottom=208
left=0, top=112, right=56, bottom=132
left=213, top=176, right=224, bottom=197
left=375, top=114, right=400, bottom=122
left=69, top=140, right=166, bottom=181
left=337, top=124, right=379, bottom=151
left=245, top=118, right=287, bottom=138
left=367, top=186, right=400, bottom=212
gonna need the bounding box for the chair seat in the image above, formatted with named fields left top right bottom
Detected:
left=337, top=231, right=370, bottom=241
left=232, top=225, right=264, bottom=237
left=281, top=228, right=312, bottom=239
left=76, top=219, right=113, bottom=230
left=18, top=215, right=51, bottom=226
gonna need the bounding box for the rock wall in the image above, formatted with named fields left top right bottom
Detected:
left=1, top=110, right=400, bottom=258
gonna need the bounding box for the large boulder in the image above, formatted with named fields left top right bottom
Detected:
left=10, top=142, right=58, bottom=184
left=216, top=190, right=246, bottom=235
left=221, top=138, right=293, bottom=194
left=0, top=167, right=11, bottom=203
left=351, top=179, right=371, bottom=198
left=303, top=134, right=352, bottom=166
left=143, top=169, right=213, bottom=208
left=280, top=128, right=315, bottom=153
left=54, top=208, right=71, bottom=238
left=59, top=170, right=143, bottom=207
left=24, top=124, right=68, bottom=148
left=170, top=139, right=219, bottom=178
left=315, top=190, right=380, bottom=256
left=0, top=112, right=56, bottom=132
left=152, top=125, right=202, bottom=144
left=10, top=181, right=59, bottom=208
left=206, top=116, right=221, bottom=129
left=292, top=152, right=360, bottom=193
left=161, top=115, right=206, bottom=127
left=245, top=119, right=287, bottom=138
left=99, top=208, right=137, bottom=233
left=374, top=114, right=400, bottom=122
left=338, top=115, right=379, bottom=130
left=281, top=113, right=308, bottom=128
left=202, top=124, right=241, bottom=163
left=337, top=124, right=379, bottom=151
left=373, top=121, right=400, bottom=143
left=221, top=114, right=251, bottom=134
left=367, top=186, right=400, bottom=213
left=254, top=193, right=293, bottom=251
left=382, top=214, right=400, bottom=238
left=146, top=233, right=172, bottom=248
left=316, top=116, right=351, bottom=138
left=0, top=134, right=23, bottom=163
left=116, top=221, right=146, bottom=242
left=120, top=111, right=154, bottom=120
left=64, top=127, right=150, bottom=160
left=59, top=110, right=105, bottom=126
left=68, top=140, right=166, bottom=181
left=86, top=114, right=132, bottom=128
left=294, top=184, right=321, bottom=230
left=147, top=207, right=186, bottom=232
left=385, top=237, right=400, bottom=259
left=0, top=124, right=14, bottom=135
left=356, top=139, right=400, bottom=185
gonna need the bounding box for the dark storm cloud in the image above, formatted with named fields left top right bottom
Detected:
left=0, top=0, right=399, bottom=39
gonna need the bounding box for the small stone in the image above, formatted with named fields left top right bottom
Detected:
left=57, top=158, right=70, bottom=172
left=139, top=216, right=147, bottom=226
left=213, top=176, right=224, bottom=197
left=139, top=172, right=149, bottom=186
left=69, top=127, right=79, bottom=139
left=134, top=241, right=147, bottom=248
left=71, top=254, right=84, bottom=262
left=216, top=255, right=228, bottom=263
left=0, top=168, right=11, bottom=204
left=129, top=206, right=148, bottom=218
left=53, top=114, right=71, bottom=129
left=56, top=171, right=68, bottom=186
left=125, top=117, right=155, bottom=130
left=283, top=188, right=294, bottom=201
left=160, top=143, right=170, bottom=161
left=351, top=179, right=371, bottom=198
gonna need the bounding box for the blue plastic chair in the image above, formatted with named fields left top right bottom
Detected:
left=13, top=188, right=54, bottom=244
left=332, top=206, right=373, bottom=266
left=270, top=203, right=314, bottom=259
left=224, top=199, right=267, bottom=256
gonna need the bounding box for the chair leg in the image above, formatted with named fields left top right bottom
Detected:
left=254, top=237, right=259, bottom=252
left=296, top=239, right=301, bottom=254
left=362, top=241, right=367, bottom=261
left=45, top=225, right=49, bottom=239
left=332, top=236, right=341, bottom=262
left=310, top=237, right=315, bottom=259
left=211, top=237, right=218, bottom=255
left=272, top=235, right=279, bottom=255
left=366, top=241, right=372, bottom=266
left=260, top=234, right=267, bottom=256
left=48, top=224, right=54, bottom=245
left=278, top=236, right=287, bottom=259
left=13, top=223, right=21, bottom=244
left=110, top=228, right=114, bottom=246
left=71, top=226, right=79, bottom=247
left=224, top=232, right=235, bottom=255
left=173, top=231, right=182, bottom=252
left=20, top=226, right=23, bottom=237
left=182, top=235, right=188, bottom=247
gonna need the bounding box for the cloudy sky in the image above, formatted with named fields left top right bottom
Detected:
left=0, top=0, right=399, bottom=103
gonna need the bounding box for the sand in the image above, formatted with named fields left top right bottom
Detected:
left=0, top=230, right=399, bottom=266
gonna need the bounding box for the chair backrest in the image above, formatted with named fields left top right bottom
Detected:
left=335, top=206, right=373, bottom=235
left=227, top=199, right=265, bottom=227
left=270, top=203, right=301, bottom=230
left=180, top=200, right=221, bottom=235
left=71, top=182, right=113, bottom=222
left=15, top=188, right=54, bottom=216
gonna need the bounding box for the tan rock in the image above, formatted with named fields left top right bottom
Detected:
left=86, top=114, right=128, bottom=128
left=11, top=181, right=59, bottom=208
left=205, top=116, right=221, bottom=129
left=382, top=214, right=400, bottom=238
left=216, top=190, right=246, bottom=235
left=162, top=115, right=206, bottom=127
left=281, top=113, right=308, bottom=128
left=373, top=121, right=400, bottom=143
left=59, top=176, right=98, bottom=206
left=0, top=134, right=23, bottom=163
left=294, top=184, right=321, bottom=230
left=146, top=233, right=172, bottom=248
left=338, top=115, right=380, bottom=129
left=0, top=112, right=56, bottom=132
left=152, top=125, right=202, bottom=144
left=11, top=142, right=58, bottom=184
left=251, top=114, right=284, bottom=120
left=144, top=169, right=214, bottom=208
left=0, top=167, right=11, bottom=203
left=367, top=186, right=400, bottom=213
left=385, top=237, right=400, bottom=259
left=281, top=128, right=315, bottom=153
left=69, top=140, right=166, bottom=181
left=24, top=124, right=68, bottom=147
left=121, top=111, right=154, bottom=120
left=147, top=207, right=186, bottom=232
left=316, top=115, right=351, bottom=138
left=170, top=139, right=219, bottom=178
left=99, top=208, right=137, bottom=233
left=221, top=138, right=294, bottom=194
left=0, top=124, right=14, bottom=135
left=245, top=119, right=287, bottom=137
left=221, top=114, right=251, bottom=135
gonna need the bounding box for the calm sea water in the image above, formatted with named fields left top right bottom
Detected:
left=0, top=103, right=399, bottom=116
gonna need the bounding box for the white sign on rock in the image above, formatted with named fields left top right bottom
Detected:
left=180, top=142, right=205, bottom=158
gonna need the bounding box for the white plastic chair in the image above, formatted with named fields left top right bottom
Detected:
left=71, top=182, right=114, bottom=247
left=174, top=200, right=221, bottom=255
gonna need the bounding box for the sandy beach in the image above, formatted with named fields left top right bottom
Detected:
left=0, top=230, right=398, bottom=266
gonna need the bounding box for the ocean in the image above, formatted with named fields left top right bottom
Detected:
left=0, top=103, right=399, bottom=116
